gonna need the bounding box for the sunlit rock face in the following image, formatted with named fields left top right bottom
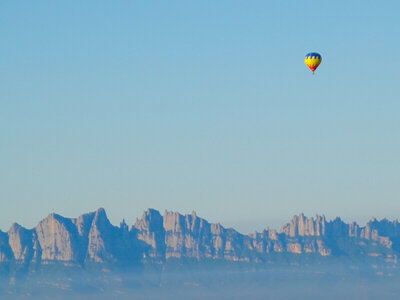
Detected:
left=86, top=208, right=113, bottom=263
left=8, top=223, right=35, bottom=262
left=280, top=213, right=326, bottom=237
left=134, top=209, right=166, bottom=261
left=35, top=213, right=81, bottom=262
left=0, top=209, right=400, bottom=266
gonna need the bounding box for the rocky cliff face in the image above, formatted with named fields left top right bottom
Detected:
left=8, top=223, right=35, bottom=262
left=280, top=213, right=326, bottom=237
left=134, top=209, right=165, bottom=261
left=1, top=209, right=399, bottom=267
left=35, top=213, right=81, bottom=262
left=162, top=210, right=245, bottom=261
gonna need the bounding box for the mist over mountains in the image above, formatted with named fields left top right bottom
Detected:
left=1, top=208, right=400, bottom=265
left=2, top=208, right=400, bottom=299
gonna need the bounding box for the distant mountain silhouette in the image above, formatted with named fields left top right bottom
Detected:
left=1, top=208, right=399, bottom=266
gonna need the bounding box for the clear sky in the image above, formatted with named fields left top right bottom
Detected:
left=1, top=1, right=400, bottom=233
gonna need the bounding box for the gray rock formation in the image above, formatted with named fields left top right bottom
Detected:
left=0, top=209, right=399, bottom=267
left=8, top=223, right=35, bottom=262
left=86, top=208, right=115, bottom=262
left=35, top=213, right=81, bottom=262
left=134, top=209, right=165, bottom=261
left=280, top=213, right=326, bottom=237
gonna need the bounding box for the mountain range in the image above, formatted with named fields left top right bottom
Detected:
left=1, top=208, right=399, bottom=266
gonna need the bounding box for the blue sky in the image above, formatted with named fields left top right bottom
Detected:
left=1, top=1, right=400, bottom=232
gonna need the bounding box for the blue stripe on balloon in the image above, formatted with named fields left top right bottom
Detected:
left=305, top=52, right=321, bottom=59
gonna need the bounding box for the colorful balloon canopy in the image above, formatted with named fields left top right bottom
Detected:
left=305, top=52, right=322, bottom=74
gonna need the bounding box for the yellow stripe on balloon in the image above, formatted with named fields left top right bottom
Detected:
left=305, top=57, right=321, bottom=68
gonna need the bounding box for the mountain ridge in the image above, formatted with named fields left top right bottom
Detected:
left=0, top=208, right=399, bottom=267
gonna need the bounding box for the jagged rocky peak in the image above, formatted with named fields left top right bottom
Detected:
left=162, top=210, right=229, bottom=260
left=92, top=208, right=109, bottom=225
left=326, top=217, right=348, bottom=237
left=87, top=208, right=113, bottom=235
left=211, top=222, right=224, bottom=235
left=72, top=211, right=96, bottom=237
left=135, top=208, right=163, bottom=232
left=280, top=213, right=326, bottom=237
left=35, top=213, right=81, bottom=262
left=356, top=217, right=400, bottom=249
left=134, top=209, right=165, bottom=260
left=362, top=217, right=400, bottom=239
left=8, top=223, right=35, bottom=261
left=256, top=228, right=279, bottom=240
left=163, top=211, right=185, bottom=232
left=2, top=208, right=400, bottom=267
left=86, top=208, right=117, bottom=263
left=163, top=210, right=208, bottom=234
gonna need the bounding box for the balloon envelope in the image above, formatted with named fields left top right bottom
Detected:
left=305, top=52, right=322, bottom=73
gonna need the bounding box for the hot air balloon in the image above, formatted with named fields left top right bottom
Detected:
left=305, top=52, right=322, bottom=74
